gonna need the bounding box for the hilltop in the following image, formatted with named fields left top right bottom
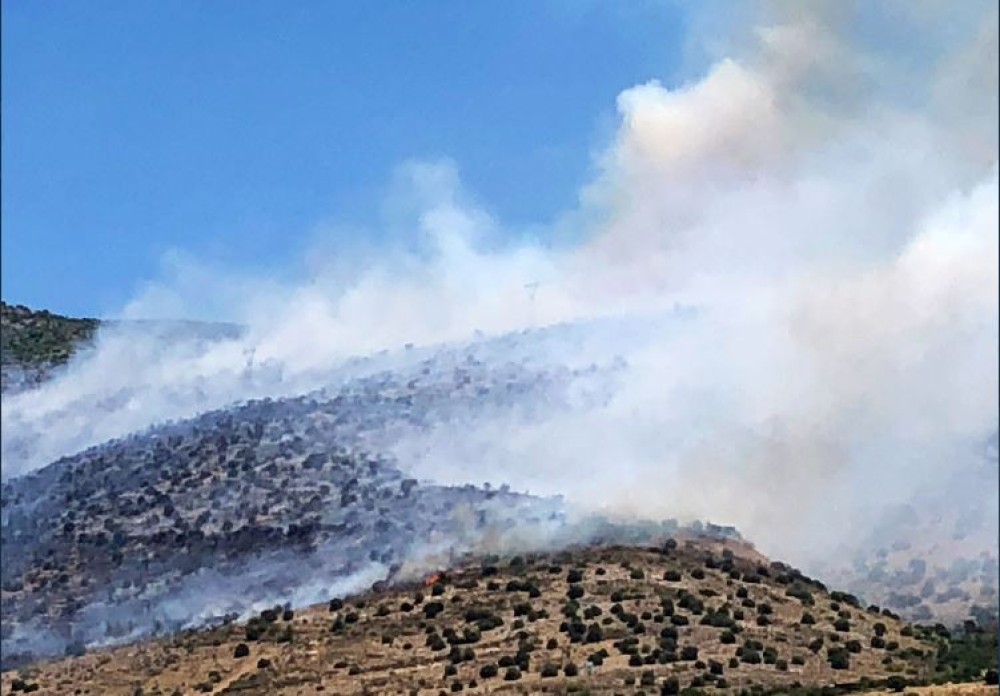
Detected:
left=0, top=302, right=99, bottom=392
left=2, top=540, right=996, bottom=695
left=0, top=302, right=243, bottom=393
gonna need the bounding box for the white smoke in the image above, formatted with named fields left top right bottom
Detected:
left=3, top=1, right=997, bottom=575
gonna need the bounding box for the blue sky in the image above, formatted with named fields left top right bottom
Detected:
left=2, top=1, right=691, bottom=317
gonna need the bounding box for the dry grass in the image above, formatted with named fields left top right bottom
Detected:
left=0, top=539, right=958, bottom=695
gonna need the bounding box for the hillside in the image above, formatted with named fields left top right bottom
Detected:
left=0, top=302, right=244, bottom=393
left=0, top=302, right=99, bottom=392
left=2, top=540, right=996, bottom=695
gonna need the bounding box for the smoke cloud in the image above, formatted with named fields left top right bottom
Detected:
left=3, top=0, right=997, bottom=590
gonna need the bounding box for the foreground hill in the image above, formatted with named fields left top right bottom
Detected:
left=3, top=539, right=996, bottom=695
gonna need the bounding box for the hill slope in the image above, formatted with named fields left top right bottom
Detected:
left=5, top=540, right=996, bottom=695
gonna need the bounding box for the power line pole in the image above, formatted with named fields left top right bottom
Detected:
left=524, top=282, right=540, bottom=327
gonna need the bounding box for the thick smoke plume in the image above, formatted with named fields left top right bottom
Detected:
left=3, top=1, right=997, bottom=592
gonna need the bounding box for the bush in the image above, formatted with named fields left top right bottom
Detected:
left=423, top=601, right=445, bottom=619
left=834, top=619, right=850, bottom=632
left=827, top=648, right=850, bottom=670
left=503, top=667, right=521, bottom=681
left=661, top=677, right=680, bottom=695
left=887, top=676, right=909, bottom=692
left=479, top=664, right=498, bottom=679
left=234, top=643, right=250, bottom=658
left=541, top=664, right=559, bottom=678
left=681, top=646, right=699, bottom=661
left=800, top=613, right=816, bottom=625
left=564, top=662, right=579, bottom=676
left=741, top=649, right=761, bottom=664
left=664, top=570, right=682, bottom=582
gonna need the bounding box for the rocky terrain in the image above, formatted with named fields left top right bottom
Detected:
left=2, top=540, right=996, bottom=695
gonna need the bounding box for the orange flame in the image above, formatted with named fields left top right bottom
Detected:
left=424, top=572, right=443, bottom=587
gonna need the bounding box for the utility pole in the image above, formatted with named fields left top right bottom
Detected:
left=524, top=282, right=539, bottom=327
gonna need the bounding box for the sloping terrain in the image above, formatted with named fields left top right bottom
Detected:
left=0, top=340, right=635, bottom=665
left=4, top=539, right=996, bottom=695
left=0, top=303, right=99, bottom=393
left=0, top=302, right=242, bottom=394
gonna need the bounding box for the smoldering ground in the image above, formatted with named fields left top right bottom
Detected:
left=2, top=0, right=997, bottom=651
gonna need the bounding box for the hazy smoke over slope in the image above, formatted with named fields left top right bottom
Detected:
left=3, top=0, right=997, bottom=579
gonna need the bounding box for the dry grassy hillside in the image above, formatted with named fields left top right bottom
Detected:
left=6, top=538, right=989, bottom=696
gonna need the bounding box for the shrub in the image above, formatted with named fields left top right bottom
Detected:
left=423, top=601, right=445, bottom=619
left=503, top=667, right=521, bottom=681
left=564, top=662, right=579, bottom=676
left=681, top=646, right=699, bottom=661
left=479, top=664, right=498, bottom=679
left=827, top=648, right=850, bottom=670
left=887, top=675, right=915, bottom=693
left=834, top=619, right=850, bottom=632
left=664, top=570, right=682, bottom=582
left=741, top=649, right=761, bottom=664
left=800, top=613, right=816, bottom=625
left=541, top=664, right=559, bottom=678
left=233, top=643, right=250, bottom=658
